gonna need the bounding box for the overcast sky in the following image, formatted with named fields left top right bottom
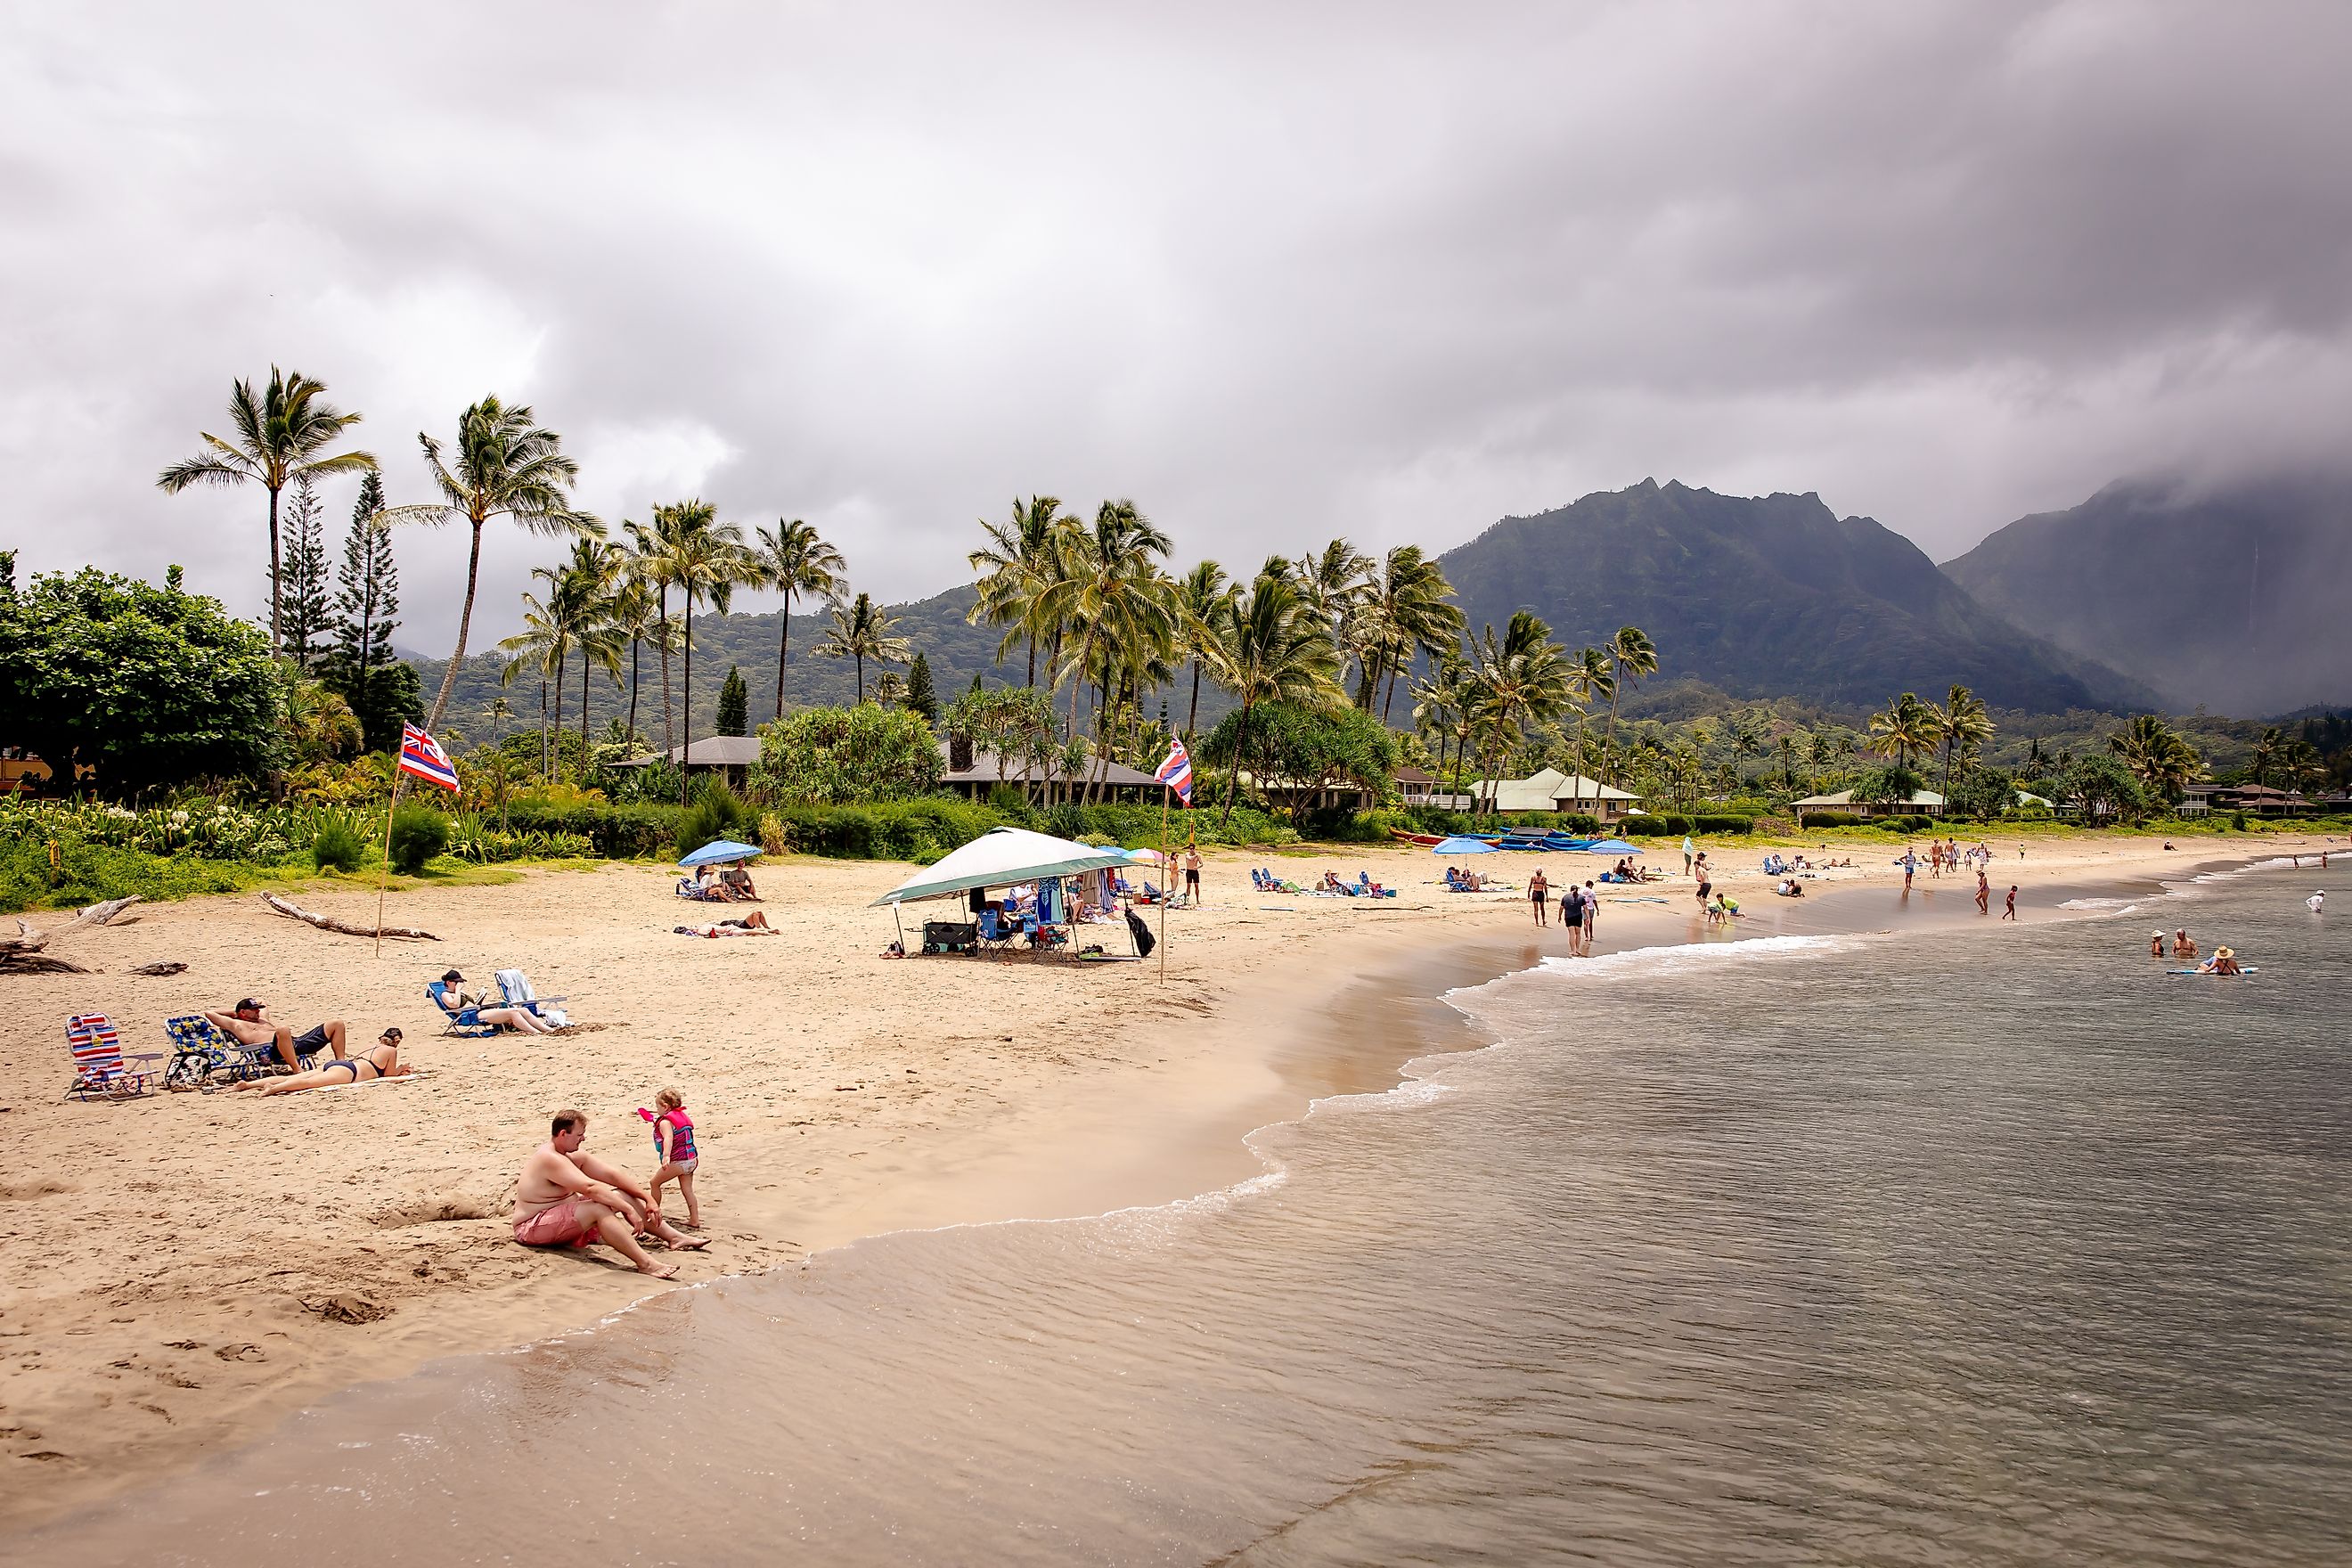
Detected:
left=5, top=1, right=2348, bottom=654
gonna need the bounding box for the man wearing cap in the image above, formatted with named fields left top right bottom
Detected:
left=203, top=998, right=348, bottom=1072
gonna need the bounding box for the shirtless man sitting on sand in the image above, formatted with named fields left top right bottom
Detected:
left=204, top=998, right=347, bottom=1072
left=512, top=1109, right=708, bottom=1278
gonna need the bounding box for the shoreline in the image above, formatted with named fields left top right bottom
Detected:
left=0, top=831, right=2326, bottom=1535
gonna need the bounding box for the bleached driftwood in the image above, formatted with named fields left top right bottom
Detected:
left=259, top=892, right=440, bottom=942
left=0, top=898, right=143, bottom=974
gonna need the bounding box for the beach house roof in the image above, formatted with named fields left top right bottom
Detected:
left=1462, top=767, right=1643, bottom=812
left=1791, top=788, right=1947, bottom=810
left=610, top=735, right=764, bottom=769
left=1551, top=772, right=1641, bottom=804
left=937, top=743, right=1161, bottom=789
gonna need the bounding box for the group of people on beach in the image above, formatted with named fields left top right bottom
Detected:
left=1526, top=867, right=1600, bottom=954
left=2154, top=927, right=2245, bottom=974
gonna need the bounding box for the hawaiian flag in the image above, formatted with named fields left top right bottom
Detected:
left=1154, top=737, right=1194, bottom=806
left=397, top=723, right=461, bottom=793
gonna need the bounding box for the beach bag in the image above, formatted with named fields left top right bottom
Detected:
left=1124, top=909, right=1156, bottom=960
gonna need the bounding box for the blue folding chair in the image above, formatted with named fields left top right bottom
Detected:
left=429, top=982, right=502, bottom=1038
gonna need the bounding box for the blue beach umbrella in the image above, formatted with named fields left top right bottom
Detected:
left=1583, top=838, right=1641, bottom=854
left=680, top=838, right=764, bottom=868
left=1432, top=835, right=1499, bottom=854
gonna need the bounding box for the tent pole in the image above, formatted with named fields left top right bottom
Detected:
left=892, top=903, right=904, bottom=953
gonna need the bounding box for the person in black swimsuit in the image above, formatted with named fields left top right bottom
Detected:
left=233, top=1028, right=412, bottom=1095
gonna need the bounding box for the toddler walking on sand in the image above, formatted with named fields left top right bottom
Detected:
left=639, top=1089, right=701, bottom=1230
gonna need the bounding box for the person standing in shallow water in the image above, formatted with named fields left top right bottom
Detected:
left=1581, top=880, right=1597, bottom=951
left=1560, top=880, right=1586, bottom=956
left=1976, top=870, right=1990, bottom=914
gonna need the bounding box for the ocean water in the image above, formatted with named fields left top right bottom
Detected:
left=20, top=862, right=2350, bottom=1566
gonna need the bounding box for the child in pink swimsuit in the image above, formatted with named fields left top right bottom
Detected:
left=638, top=1089, right=701, bottom=1230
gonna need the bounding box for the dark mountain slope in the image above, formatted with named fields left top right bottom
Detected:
left=1942, top=475, right=2352, bottom=716
left=1438, top=480, right=2148, bottom=712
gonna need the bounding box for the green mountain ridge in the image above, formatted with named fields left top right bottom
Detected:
left=1434, top=479, right=2154, bottom=713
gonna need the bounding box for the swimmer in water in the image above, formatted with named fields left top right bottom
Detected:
left=2151, top=930, right=2166, bottom=957
left=2310, top=891, right=2326, bottom=915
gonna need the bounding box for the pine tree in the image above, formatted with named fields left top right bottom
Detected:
left=904, top=649, right=938, bottom=724
left=326, top=470, right=420, bottom=752
left=715, top=665, right=749, bottom=736
left=275, top=473, right=333, bottom=667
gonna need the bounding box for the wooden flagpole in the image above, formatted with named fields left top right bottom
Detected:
left=1158, top=786, right=1171, bottom=981
left=373, top=794, right=397, bottom=960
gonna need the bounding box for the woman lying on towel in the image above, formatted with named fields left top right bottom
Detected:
left=674, top=912, right=776, bottom=936
left=233, top=1028, right=412, bottom=1094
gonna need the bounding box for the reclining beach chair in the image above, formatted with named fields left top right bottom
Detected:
left=161, top=1014, right=302, bottom=1090
left=494, top=968, right=567, bottom=1019
left=67, top=1013, right=161, bottom=1101
left=976, top=906, right=1016, bottom=956
left=427, top=982, right=502, bottom=1039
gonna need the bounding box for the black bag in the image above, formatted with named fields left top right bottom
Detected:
left=1125, top=909, right=1156, bottom=960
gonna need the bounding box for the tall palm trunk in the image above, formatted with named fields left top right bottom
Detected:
left=680, top=596, right=696, bottom=806
left=551, top=647, right=566, bottom=784
left=657, top=587, right=675, bottom=756
left=537, top=677, right=550, bottom=780
left=1218, top=697, right=1254, bottom=828
left=428, top=519, right=486, bottom=731
left=266, top=481, right=284, bottom=657
left=580, top=650, right=592, bottom=774
left=1603, top=676, right=1624, bottom=785
left=1186, top=658, right=1203, bottom=742
left=627, top=638, right=642, bottom=744
left=853, top=650, right=864, bottom=704
left=772, top=592, right=793, bottom=721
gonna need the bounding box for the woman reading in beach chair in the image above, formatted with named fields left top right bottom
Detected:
left=432, top=969, right=559, bottom=1035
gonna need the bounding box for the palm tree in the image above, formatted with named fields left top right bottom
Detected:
left=377, top=397, right=588, bottom=730
left=1466, top=612, right=1571, bottom=813
left=2109, top=715, right=2202, bottom=804
left=1172, top=559, right=1236, bottom=743
left=1410, top=661, right=1465, bottom=800
left=488, top=695, right=514, bottom=744
left=755, top=518, right=845, bottom=719
left=968, top=496, right=1076, bottom=689
left=1564, top=646, right=1613, bottom=788
left=496, top=590, right=566, bottom=780
left=1930, top=683, right=1996, bottom=798
left=156, top=367, right=377, bottom=656
left=1207, top=571, right=1342, bottom=824
left=1600, top=625, right=1659, bottom=785
left=648, top=501, right=756, bottom=798
left=2250, top=725, right=2285, bottom=788
left=818, top=592, right=912, bottom=703
left=557, top=536, right=627, bottom=768
left=1036, top=501, right=1176, bottom=797
left=1351, top=545, right=1465, bottom=719
left=603, top=569, right=673, bottom=748
left=1866, top=691, right=1939, bottom=771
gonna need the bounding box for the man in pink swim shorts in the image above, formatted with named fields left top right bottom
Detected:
left=511, top=1109, right=707, bottom=1277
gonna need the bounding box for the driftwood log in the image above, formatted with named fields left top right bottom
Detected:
left=0, top=897, right=146, bottom=975
left=259, top=892, right=440, bottom=942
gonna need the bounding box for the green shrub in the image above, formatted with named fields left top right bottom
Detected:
left=388, top=805, right=452, bottom=875
left=1619, top=813, right=1754, bottom=836
left=0, top=835, right=261, bottom=913
left=309, top=816, right=369, bottom=872
left=499, top=797, right=682, bottom=857
left=675, top=780, right=755, bottom=858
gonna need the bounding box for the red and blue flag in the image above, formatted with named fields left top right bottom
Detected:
left=398, top=723, right=461, bottom=793
left=1154, top=737, right=1194, bottom=806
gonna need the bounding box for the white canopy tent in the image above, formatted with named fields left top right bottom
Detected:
left=870, top=827, right=1131, bottom=908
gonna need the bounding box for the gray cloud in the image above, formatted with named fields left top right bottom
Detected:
left=4, top=1, right=2348, bottom=656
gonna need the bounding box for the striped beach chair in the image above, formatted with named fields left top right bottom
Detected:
left=67, top=1013, right=160, bottom=1101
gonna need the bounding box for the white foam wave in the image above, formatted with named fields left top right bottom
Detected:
left=1443, top=932, right=1861, bottom=1009
left=2059, top=896, right=2140, bottom=911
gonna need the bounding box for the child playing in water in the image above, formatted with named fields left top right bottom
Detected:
left=639, top=1088, right=701, bottom=1231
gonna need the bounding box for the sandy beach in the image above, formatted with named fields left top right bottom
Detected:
left=0, top=829, right=2324, bottom=1531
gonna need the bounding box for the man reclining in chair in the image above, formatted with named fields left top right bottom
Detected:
left=204, top=998, right=348, bottom=1073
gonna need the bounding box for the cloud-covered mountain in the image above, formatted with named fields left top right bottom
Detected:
left=1436, top=480, right=2151, bottom=713
left=1941, top=476, right=2352, bottom=717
